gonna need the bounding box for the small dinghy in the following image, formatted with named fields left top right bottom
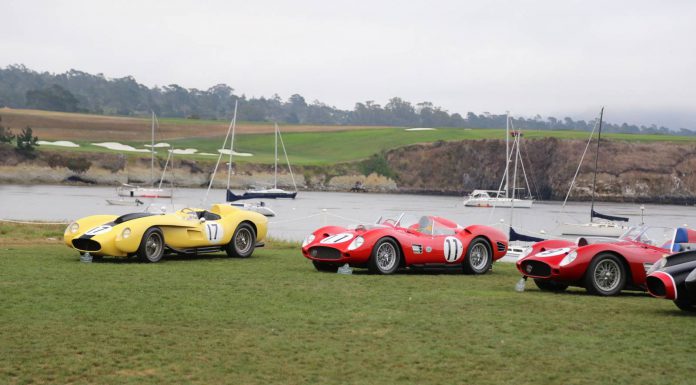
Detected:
left=106, top=198, right=144, bottom=206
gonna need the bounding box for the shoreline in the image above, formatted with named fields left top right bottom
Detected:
left=3, top=181, right=696, bottom=207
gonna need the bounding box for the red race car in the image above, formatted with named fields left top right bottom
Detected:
left=516, top=225, right=696, bottom=296
left=301, top=213, right=508, bottom=274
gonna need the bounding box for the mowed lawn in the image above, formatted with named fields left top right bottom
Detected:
left=1, top=227, right=694, bottom=384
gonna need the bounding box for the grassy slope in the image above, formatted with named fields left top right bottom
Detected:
left=1, top=239, right=694, bottom=384
left=40, top=127, right=696, bottom=166
left=5, top=108, right=696, bottom=166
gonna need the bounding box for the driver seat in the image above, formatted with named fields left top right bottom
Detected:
left=197, top=210, right=221, bottom=221
left=417, top=216, right=432, bottom=234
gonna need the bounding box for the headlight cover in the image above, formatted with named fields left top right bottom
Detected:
left=347, top=236, right=364, bottom=251
left=122, top=227, right=131, bottom=239
left=646, top=257, right=667, bottom=275
left=520, top=247, right=533, bottom=259
left=559, top=250, right=578, bottom=267
left=67, top=222, right=79, bottom=234
left=302, top=234, right=315, bottom=247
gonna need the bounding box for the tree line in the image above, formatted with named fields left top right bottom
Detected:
left=0, top=64, right=688, bottom=135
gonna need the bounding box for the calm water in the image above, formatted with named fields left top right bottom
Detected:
left=1, top=184, right=695, bottom=242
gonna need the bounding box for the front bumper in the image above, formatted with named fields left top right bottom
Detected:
left=518, top=259, right=554, bottom=278
left=516, top=256, right=583, bottom=281
left=302, top=245, right=370, bottom=264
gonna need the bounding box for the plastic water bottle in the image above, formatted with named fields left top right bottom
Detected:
left=515, top=277, right=526, bottom=292
left=337, top=263, right=352, bottom=275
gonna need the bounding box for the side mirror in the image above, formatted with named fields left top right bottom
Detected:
left=199, top=217, right=207, bottom=224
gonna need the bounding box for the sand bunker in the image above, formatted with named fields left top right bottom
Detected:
left=144, top=143, right=171, bottom=148
left=37, top=140, right=80, bottom=148
left=218, top=149, right=254, bottom=157
left=92, top=142, right=151, bottom=152
left=169, top=148, right=198, bottom=155
left=405, top=127, right=437, bottom=131
left=199, top=152, right=218, bottom=156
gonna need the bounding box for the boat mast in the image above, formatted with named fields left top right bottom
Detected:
left=505, top=112, right=510, bottom=198
left=274, top=122, right=278, bottom=189
left=510, top=127, right=520, bottom=227
left=226, top=100, right=238, bottom=190
left=151, top=111, right=155, bottom=186
left=277, top=123, right=298, bottom=192
left=590, top=107, right=604, bottom=222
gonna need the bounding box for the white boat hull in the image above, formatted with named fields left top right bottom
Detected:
left=559, top=222, right=628, bottom=237
left=464, top=198, right=533, bottom=208
left=106, top=198, right=144, bottom=206
left=117, top=185, right=173, bottom=198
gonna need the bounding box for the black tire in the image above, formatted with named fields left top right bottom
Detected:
left=368, top=238, right=400, bottom=275
left=534, top=279, right=569, bottom=292
left=462, top=237, right=492, bottom=275
left=313, top=261, right=339, bottom=272
left=674, top=298, right=696, bottom=312
left=226, top=223, right=256, bottom=258
left=584, top=253, right=626, bottom=296
left=137, top=227, right=164, bottom=263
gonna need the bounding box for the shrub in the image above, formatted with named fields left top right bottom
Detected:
left=359, top=151, right=397, bottom=180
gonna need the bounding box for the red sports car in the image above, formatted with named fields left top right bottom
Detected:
left=516, top=225, right=695, bottom=296
left=301, top=213, right=508, bottom=274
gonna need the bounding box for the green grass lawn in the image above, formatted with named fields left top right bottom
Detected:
left=1, top=239, right=694, bottom=384
left=39, top=127, right=696, bottom=166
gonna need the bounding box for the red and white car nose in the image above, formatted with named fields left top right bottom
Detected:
left=646, top=271, right=678, bottom=300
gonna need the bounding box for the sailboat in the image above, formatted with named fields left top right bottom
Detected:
left=464, top=113, right=534, bottom=208
left=558, top=107, right=629, bottom=237
left=226, top=122, right=298, bottom=201
left=202, top=102, right=276, bottom=217
left=116, top=111, right=173, bottom=199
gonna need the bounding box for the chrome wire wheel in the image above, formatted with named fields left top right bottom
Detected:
left=593, top=259, right=621, bottom=292
left=235, top=227, right=252, bottom=254
left=470, top=243, right=489, bottom=271
left=138, top=227, right=164, bottom=262
left=145, top=232, right=163, bottom=259
left=376, top=242, right=397, bottom=271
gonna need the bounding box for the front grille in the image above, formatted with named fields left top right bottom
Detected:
left=72, top=238, right=101, bottom=252
left=309, top=246, right=341, bottom=260
left=646, top=276, right=666, bottom=297
left=496, top=242, right=506, bottom=252
left=521, top=260, right=551, bottom=277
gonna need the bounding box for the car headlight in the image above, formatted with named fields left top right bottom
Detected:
left=67, top=222, right=79, bottom=234
left=347, top=236, right=364, bottom=251
left=559, top=250, right=578, bottom=267
left=302, top=234, right=315, bottom=247
left=520, top=247, right=533, bottom=259
left=646, top=257, right=667, bottom=275
left=122, top=227, right=131, bottom=239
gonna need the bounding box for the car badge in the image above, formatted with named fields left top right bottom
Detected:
left=526, top=265, right=533, bottom=274
left=426, top=246, right=432, bottom=253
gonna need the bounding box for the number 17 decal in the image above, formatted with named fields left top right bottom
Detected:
left=204, top=222, right=224, bottom=243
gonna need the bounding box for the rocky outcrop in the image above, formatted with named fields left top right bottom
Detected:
left=3, top=138, right=696, bottom=203
left=386, top=138, right=696, bottom=203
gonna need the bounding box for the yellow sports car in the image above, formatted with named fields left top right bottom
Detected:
left=64, top=204, right=268, bottom=262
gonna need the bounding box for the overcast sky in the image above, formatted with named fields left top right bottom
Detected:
left=2, top=0, right=695, bottom=128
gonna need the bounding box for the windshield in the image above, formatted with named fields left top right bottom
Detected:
left=619, top=225, right=675, bottom=248
left=374, top=213, right=458, bottom=235
left=375, top=213, right=419, bottom=228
